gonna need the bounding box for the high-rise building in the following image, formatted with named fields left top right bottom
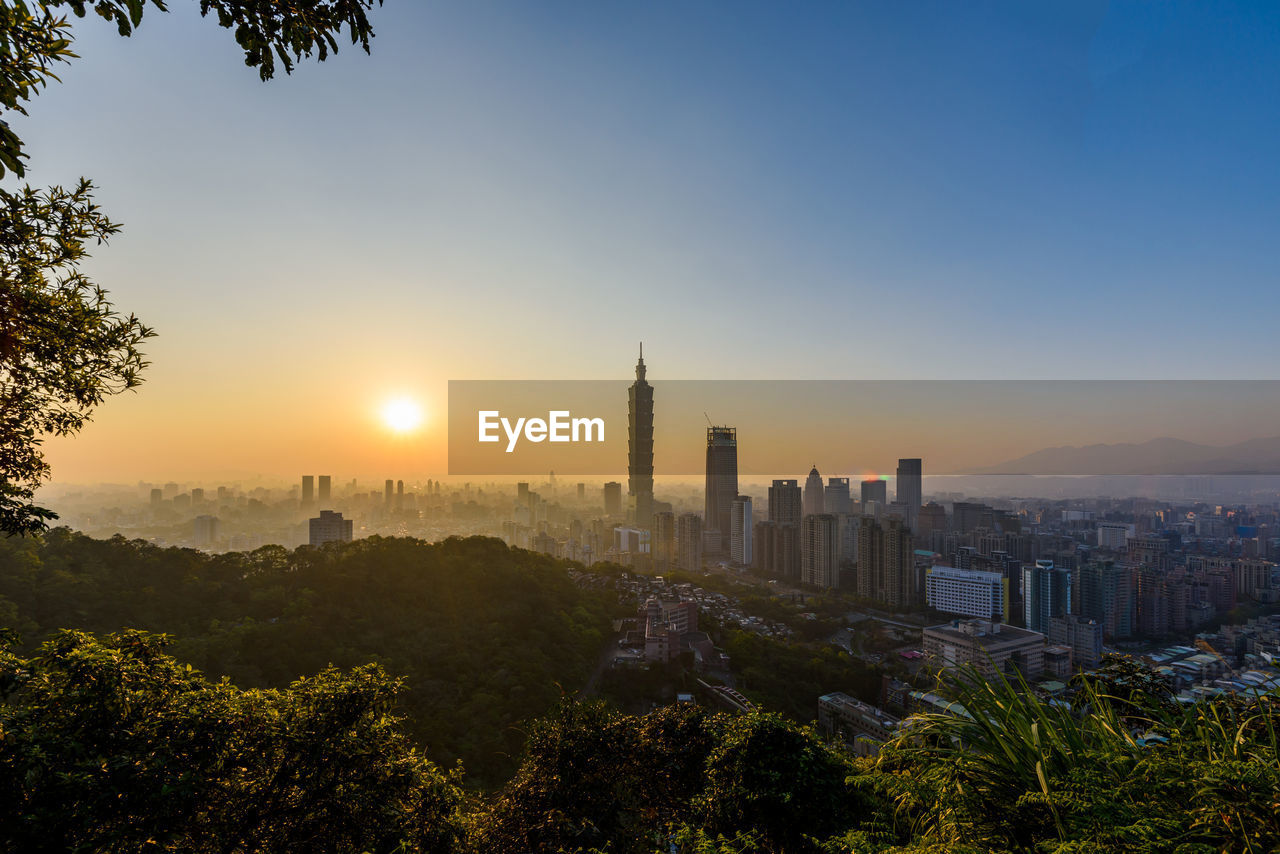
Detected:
left=802, top=513, right=840, bottom=588
left=318, top=475, right=331, bottom=503
left=652, top=511, right=676, bottom=571
left=916, top=502, right=947, bottom=539
left=924, top=565, right=1007, bottom=620
left=824, top=477, right=852, bottom=515
left=603, top=482, right=622, bottom=516
left=730, top=496, right=753, bottom=566
left=1022, top=559, right=1072, bottom=634
left=861, top=479, right=887, bottom=508
left=192, top=515, right=219, bottom=547
left=309, top=510, right=353, bottom=546
left=676, top=513, right=703, bottom=571
left=857, top=515, right=915, bottom=606
left=396, top=479, right=405, bottom=509
left=384, top=479, right=393, bottom=507
left=895, top=458, right=922, bottom=528
left=768, top=479, right=802, bottom=525
left=752, top=520, right=775, bottom=573
left=703, top=426, right=738, bottom=554
left=803, top=466, right=825, bottom=517
left=150, top=488, right=162, bottom=507
left=301, top=475, right=314, bottom=505
left=628, top=345, right=655, bottom=528
left=1080, top=560, right=1134, bottom=639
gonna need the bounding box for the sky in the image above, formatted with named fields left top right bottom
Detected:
left=17, top=0, right=1280, bottom=482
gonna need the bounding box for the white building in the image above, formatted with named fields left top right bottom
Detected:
left=924, top=564, right=1007, bottom=620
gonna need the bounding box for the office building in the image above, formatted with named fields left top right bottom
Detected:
left=895, top=458, right=922, bottom=527
left=730, top=496, right=753, bottom=566
left=603, top=481, right=623, bottom=516
left=396, top=479, right=404, bottom=509
left=703, top=426, right=738, bottom=554
left=309, top=510, right=353, bottom=546
left=150, top=488, right=162, bottom=507
left=318, top=475, right=331, bottom=503
left=628, top=345, right=655, bottom=528
left=1080, top=560, right=1134, bottom=639
left=652, top=511, right=675, bottom=571
left=301, top=475, right=314, bottom=506
left=384, top=479, right=393, bottom=507
left=916, top=502, right=947, bottom=539
left=1022, top=559, right=1072, bottom=634
left=861, top=478, right=887, bottom=507
left=924, top=565, right=1008, bottom=621
left=676, top=513, right=703, bottom=571
left=923, top=619, right=1045, bottom=681
left=1096, top=522, right=1131, bottom=550
left=802, top=513, right=840, bottom=588
left=768, top=479, right=802, bottom=525
left=803, top=466, right=825, bottom=517
left=192, top=515, right=219, bottom=547
left=824, top=477, right=852, bottom=515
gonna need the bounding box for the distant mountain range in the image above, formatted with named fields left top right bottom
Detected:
left=966, top=435, right=1280, bottom=476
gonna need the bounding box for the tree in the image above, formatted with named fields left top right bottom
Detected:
left=0, top=628, right=464, bottom=852
left=0, top=0, right=383, bottom=536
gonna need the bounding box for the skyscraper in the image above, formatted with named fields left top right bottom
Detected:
left=1022, top=559, right=1072, bottom=634
left=703, top=426, right=738, bottom=554
left=603, top=481, right=622, bottom=516
left=768, top=479, right=802, bottom=526
left=803, top=466, right=824, bottom=517
left=824, top=477, right=852, bottom=515
left=895, top=458, right=922, bottom=528
left=318, top=475, right=331, bottom=503
left=301, top=475, right=314, bottom=506
left=628, top=344, right=655, bottom=528
left=802, top=513, right=840, bottom=588
left=730, top=495, right=753, bottom=566
left=652, top=511, right=675, bottom=571
left=676, top=513, right=703, bottom=571
left=384, top=479, right=393, bottom=507
left=861, top=478, right=887, bottom=508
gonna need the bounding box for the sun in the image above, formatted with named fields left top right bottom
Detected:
left=380, top=396, right=424, bottom=434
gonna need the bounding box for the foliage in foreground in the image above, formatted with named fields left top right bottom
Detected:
left=0, top=622, right=1277, bottom=853
left=0, top=629, right=463, bottom=853
left=0, top=532, right=617, bottom=785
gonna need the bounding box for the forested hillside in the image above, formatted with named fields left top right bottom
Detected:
left=0, top=531, right=618, bottom=785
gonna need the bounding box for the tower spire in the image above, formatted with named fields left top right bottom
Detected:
left=635, top=342, right=646, bottom=381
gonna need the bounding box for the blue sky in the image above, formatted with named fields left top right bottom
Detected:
left=20, top=0, right=1280, bottom=478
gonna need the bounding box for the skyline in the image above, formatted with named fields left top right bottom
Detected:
left=21, top=1, right=1280, bottom=483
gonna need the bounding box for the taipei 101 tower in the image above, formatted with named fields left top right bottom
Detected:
left=628, top=344, right=654, bottom=528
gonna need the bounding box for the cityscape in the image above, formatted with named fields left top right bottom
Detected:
left=4, top=1, right=1279, bottom=851
left=38, top=347, right=1280, bottom=750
